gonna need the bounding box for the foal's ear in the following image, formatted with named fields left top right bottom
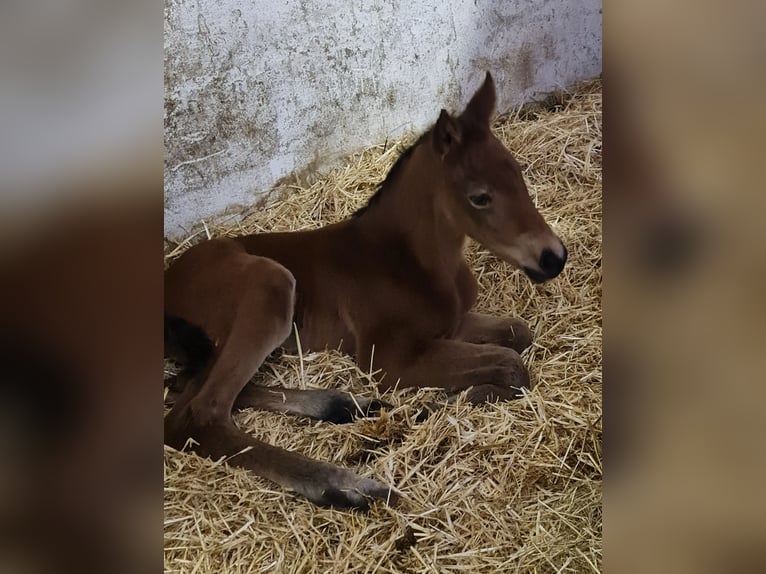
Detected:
left=433, top=109, right=461, bottom=158
left=461, top=71, right=496, bottom=127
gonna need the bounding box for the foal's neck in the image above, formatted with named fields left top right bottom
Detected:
left=361, top=138, right=466, bottom=275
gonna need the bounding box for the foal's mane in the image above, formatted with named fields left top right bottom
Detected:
left=352, top=130, right=431, bottom=217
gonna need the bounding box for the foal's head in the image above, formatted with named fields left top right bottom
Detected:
left=431, top=72, right=567, bottom=283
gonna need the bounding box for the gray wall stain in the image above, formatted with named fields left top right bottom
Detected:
left=165, top=0, right=602, bottom=238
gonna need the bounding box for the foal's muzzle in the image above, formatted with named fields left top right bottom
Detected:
left=524, top=244, right=568, bottom=283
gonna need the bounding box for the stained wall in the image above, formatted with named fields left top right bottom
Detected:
left=164, top=0, right=602, bottom=237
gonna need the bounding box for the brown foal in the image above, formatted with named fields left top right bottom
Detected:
left=164, top=72, right=567, bottom=509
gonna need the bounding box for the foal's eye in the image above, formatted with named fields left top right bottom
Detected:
left=468, top=193, right=492, bottom=209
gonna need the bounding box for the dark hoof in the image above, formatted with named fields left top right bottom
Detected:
left=322, top=395, right=391, bottom=424
left=414, top=401, right=444, bottom=423
left=320, top=481, right=400, bottom=511
left=303, top=466, right=400, bottom=510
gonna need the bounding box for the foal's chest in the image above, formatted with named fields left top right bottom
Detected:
left=368, top=260, right=478, bottom=340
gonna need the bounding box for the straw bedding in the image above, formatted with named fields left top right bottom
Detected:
left=164, top=79, right=601, bottom=573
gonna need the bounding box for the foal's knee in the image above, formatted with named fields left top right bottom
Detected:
left=249, top=258, right=296, bottom=341
left=460, top=349, right=529, bottom=405
left=259, top=260, right=296, bottom=310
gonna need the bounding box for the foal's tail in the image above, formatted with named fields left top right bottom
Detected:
left=164, top=315, right=214, bottom=380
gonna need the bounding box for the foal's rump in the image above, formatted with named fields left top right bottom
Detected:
left=165, top=238, right=297, bottom=350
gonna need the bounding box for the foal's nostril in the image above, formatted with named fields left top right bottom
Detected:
left=539, top=248, right=565, bottom=278
left=539, top=249, right=557, bottom=271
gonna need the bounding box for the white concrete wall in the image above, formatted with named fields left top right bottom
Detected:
left=164, top=0, right=602, bottom=238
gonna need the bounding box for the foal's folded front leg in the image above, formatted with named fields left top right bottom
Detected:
left=366, top=338, right=531, bottom=404
left=456, top=312, right=532, bottom=353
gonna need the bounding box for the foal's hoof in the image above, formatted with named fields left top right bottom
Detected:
left=321, top=394, right=391, bottom=424
left=304, top=466, right=400, bottom=510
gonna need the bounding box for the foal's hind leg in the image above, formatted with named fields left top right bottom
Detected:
left=456, top=312, right=532, bottom=353
left=165, top=258, right=396, bottom=509
left=167, top=379, right=389, bottom=424
left=234, top=385, right=390, bottom=423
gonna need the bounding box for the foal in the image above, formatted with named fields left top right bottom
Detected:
left=164, top=72, right=567, bottom=509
